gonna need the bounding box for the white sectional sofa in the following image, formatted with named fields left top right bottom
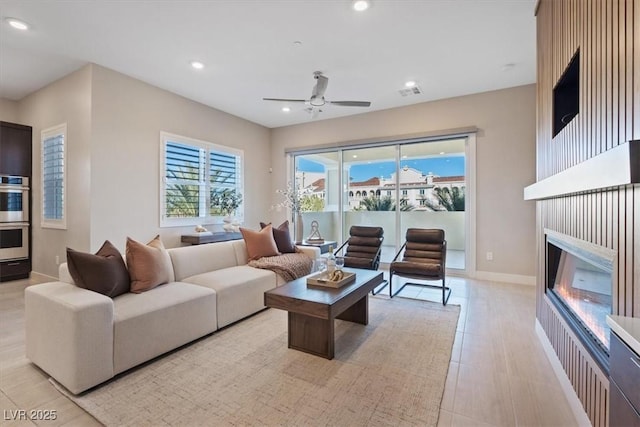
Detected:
left=25, top=239, right=319, bottom=394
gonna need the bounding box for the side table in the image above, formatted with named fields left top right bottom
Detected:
left=181, top=232, right=243, bottom=245
left=298, top=240, right=337, bottom=254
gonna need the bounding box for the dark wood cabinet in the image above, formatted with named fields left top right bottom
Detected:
left=0, top=121, right=32, bottom=177
left=0, top=121, right=33, bottom=282
left=0, top=259, right=31, bottom=282
left=610, top=332, right=640, bottom=426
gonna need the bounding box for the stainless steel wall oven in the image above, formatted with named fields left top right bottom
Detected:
left=0, top=222, right=29, bottom=261
left=0, top=175, right=29, bottom=223
left=0, top=175, right=30, bottom=263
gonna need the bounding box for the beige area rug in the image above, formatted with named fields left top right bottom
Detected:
left=57, top=296, right=460, bottom=426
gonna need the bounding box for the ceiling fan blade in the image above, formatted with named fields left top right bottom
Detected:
left=263, top=98, right=307, bottom=103
left=312, top=74, right=329, bottom=98
left=329, top=101, right=372, bottom=107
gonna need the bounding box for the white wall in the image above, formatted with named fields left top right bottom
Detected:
left=0, top=98, right=19, bottom=122
left=270, top=85, right=537, bottom=277
left=89, top=65, right=271, bottom=250
left=18, top=66, right=93, bottom=277
left=16, top=64, right=271, bottom=278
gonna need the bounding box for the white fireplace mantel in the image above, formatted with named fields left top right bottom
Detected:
left=524, top=140, right=639, bottom=200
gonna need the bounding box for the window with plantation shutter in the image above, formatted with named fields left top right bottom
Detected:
left=160, top=132, right=243, bottom=227
left=41, top=124, right=66, bottom=229
left=164, top=141, right=205, bottom=219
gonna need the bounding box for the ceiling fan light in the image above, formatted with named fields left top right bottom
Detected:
left=190, top=61, right=204, bottom=70
left=405, top=80, right=416, bottom=88
left=6, top=18, right=29, bottom=30
left=353, top=0, right=370, bottom=12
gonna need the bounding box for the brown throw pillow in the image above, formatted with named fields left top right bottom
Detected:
left=260, top=220, right=296, bottom=254
left=66, top=240, right=130, bottom=298
left=240, top=225, right=280, bottom=261
left=126, top=235, right=173, bottom=293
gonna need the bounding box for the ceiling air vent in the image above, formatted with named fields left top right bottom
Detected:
left=398, top=86, right=423, bottom=97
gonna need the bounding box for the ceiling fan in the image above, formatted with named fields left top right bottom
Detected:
left=263, top=71, right=371, bottom=118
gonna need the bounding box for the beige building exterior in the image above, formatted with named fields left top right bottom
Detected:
left=298, top=166, right=464, bottom=211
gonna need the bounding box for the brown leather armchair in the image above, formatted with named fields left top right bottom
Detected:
left=389, top=228, right=450, bottom=305
left=335, top=225, right=387, bottom=294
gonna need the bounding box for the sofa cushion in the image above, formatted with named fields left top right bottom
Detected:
left=112, top=282, right=217, bottom=374
left=126, top=235, right=174, bottom=293
left=66, top=240, right=130, bottom=298
left=240, top=225, right=280, bottom=261
left=182, top=266, right=277, bottom=328
left=260, top=220, right=296, bottom=254
left=25, top=282, right=115, bottom=394
left=168, top=240, right=240, bottom=281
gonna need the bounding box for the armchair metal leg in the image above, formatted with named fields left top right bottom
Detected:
left=389, top=273, right=405, bottom=298
left=441, top=278, right=451, bottom=305
left=371, top=280, right=388, bottom=295
left=389, top=275, right=452, bottom=305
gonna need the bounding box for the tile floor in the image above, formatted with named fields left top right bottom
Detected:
left=0, top=273, right=578, bottom=426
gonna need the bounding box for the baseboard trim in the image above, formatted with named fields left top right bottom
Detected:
left=30, top=271, right=58, bottom=282
left=535, top=320, right=592, bottom=427
left=473, top=271, right=535, bottom=286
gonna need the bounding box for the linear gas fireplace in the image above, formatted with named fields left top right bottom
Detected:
left=545, top=230, right=616, bottom=372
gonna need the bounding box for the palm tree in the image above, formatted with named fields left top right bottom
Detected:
left=357, top=195, right=414, bottom=211
left=166, top=187, right=199, bottom=217
left=424, top=187, right=465, bottom=211
left=165, top=167, right=200, bottom=218
left=166, top=165, right=239, bottom=218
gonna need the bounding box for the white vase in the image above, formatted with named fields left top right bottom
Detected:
left=295, top=212, right=304, bottom=244
left=222, top=215, right=234, bottom=232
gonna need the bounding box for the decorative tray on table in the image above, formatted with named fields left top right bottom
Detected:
left=306, top=271, right=356, bottom=288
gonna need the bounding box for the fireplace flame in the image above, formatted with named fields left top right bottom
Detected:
left=555, top=286, right=609, bottom=347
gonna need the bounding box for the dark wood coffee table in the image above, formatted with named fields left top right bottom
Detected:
left=264, top=268, right=384, bottom=359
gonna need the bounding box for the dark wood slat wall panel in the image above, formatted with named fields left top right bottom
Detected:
left=539, top=300, right=610, bottom=426
left=535, top=1, right=639, bottom=426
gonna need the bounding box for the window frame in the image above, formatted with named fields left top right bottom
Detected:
left=41, top=123, right=67, bottom=229
left=159, top=132, right=244, bottom=228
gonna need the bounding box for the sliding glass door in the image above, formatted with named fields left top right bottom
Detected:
left=293, top=152, right=340, bottom=243
left=293, top=137, right=467, bottom=270
left=341, top=146, right=397, bottom=262
left=399, top=139, right=466, bottom=269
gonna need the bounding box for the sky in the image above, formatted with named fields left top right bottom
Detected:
left=297, top=157, right=465, bottom=182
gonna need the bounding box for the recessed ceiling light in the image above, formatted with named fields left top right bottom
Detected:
left=293, top=41, right=302, bottom=46
left=439, top=151, right=445, bottom=155
left=352, top=0, right=370, bottom=12
left=402, top=155, right=408, bottom=159
left=6, top=18, right=29, bottom=30
left=353, top=155, right=358, bottom=158
left=190, top=61, right=204, bottom=70
left=405, top=81, right=416, bottom=88
left=282, top=107, right=291, bottom=113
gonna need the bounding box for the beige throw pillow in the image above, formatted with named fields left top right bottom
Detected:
left=240, top=225, right=280, bottom=261
left=126, top=235, right=173, bottom=293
